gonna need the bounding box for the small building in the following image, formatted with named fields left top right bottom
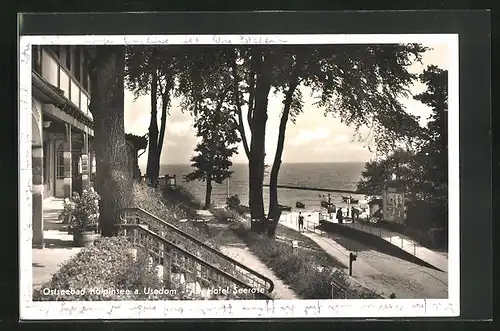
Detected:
left=125, top=134, right=148, bottom=180
left=366, top=196, right=383, bottom=217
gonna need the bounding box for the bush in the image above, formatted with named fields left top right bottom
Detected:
left=131, top=182, right=217, bottom=248
left=70, top=188, right=100, bottom=232
left=33, top=237, right=183, bottom=301
left=129, top=182, right=246, bottom=276
left=226, top=194, right=241, bottom=210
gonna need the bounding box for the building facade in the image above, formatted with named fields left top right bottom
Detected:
left=31, top=45, right=146, bottom=248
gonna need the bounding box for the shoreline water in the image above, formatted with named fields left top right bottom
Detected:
left=159, top=162, right=368, bottom=212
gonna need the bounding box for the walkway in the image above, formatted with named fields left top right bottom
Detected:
left=340, top=221, right=448, bottom=272
left=279, top=216, right=448, bottom=299
left=207, top=216, right=299, bottom=300
left=32, top=198, right=82, bottom=289
left=280, top=211, right=448, bottom=273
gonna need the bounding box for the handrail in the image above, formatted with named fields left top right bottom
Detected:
left=119, top=207, right=275, bottom=294
left=117, top=224, right=272, bottom=300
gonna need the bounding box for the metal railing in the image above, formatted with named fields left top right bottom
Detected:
left=342, top=218, right=422, bottom=257
left=119, top=208, right=274, bottom=295
left=117, top=224, right=272, bottom=300
left=284, top=213, right=423, bottom=258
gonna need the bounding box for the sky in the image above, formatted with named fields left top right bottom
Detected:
left=124, top=42, right=449, bottom=171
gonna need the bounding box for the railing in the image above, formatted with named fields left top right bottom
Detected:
left=117, top=224, right=272, bottom=300
left=284, top=213, right=447, bottom=272
left=119, top=208, right=274, bottom=295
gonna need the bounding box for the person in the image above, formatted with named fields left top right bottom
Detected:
left=336, top=207, right=343, bottom=224
left=298, top=212, right=304, bottom=232
left=351, top=207, right=358, bottom=222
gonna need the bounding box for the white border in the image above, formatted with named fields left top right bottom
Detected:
left=19, top=34, right=460, bottom=320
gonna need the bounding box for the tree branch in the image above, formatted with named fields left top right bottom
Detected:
left=157, top=76, right=173, bottom=158
left=230, top=49, right=251, bottom=160
left=247, top=57, right=256, bottom=133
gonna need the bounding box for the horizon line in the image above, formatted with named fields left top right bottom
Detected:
left=155, top=161, right=368, bottom=166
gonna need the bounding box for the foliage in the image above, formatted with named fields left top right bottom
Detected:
left=182, top=55, right=242, bottom=208
left=185, top=106, right=240, bottom=185
left=33, top=237, right=180, bottom=301
left=226, top=194, right=241, bottom=210
left=60, top=197, right=75, bottom=224
left=356, top=66, right=448, bottom=234
left=230, top=222, right=380, bottom=299
left=131, top=182, right=217, bottom=248
left=69, top=188, right=100, bottom=232
left=128, top=44, right=432, bottom=233
left=125, top=46, right=183, bottom=183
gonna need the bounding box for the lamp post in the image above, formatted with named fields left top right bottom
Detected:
left=349, top=252, right=357, bottom=276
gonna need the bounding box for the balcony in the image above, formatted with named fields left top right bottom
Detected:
left=36, top=47, right=93, bottom=122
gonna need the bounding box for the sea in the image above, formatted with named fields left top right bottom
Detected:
left=160, top=162, right=369, bottom=213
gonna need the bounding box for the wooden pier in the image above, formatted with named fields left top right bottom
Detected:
left=262, top=184, right=366, bottom=195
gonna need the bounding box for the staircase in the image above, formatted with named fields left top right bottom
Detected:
left=118, top=208, right=274, bottom=300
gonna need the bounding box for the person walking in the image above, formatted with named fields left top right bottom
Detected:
left=336, top=207, right=343, bottom=224
left=298, top=212, right=304, bottom=232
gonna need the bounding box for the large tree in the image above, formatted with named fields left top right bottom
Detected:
left=229, top=46, right=281, bottom=231
left=356, top=65, right=448, bottom=230
left=125, top=46, right=179, bottom=186
left=186, top=105, right=240, bottom=209
left=178, top=46, right=241, bottom=209
left=413, top=65, right=448, bottom=229
left=88, top=45, right=132, bottom=236
left=231, top=44, right=428, bottom=234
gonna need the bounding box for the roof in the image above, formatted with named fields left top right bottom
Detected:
left=366, top=195, right=383, bottom=204
left=125, top=133, right=148, bottom=150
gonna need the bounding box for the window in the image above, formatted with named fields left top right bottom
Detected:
left=56, top=145, right=65, bottom=179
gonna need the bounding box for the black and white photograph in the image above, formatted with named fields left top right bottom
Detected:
left=19, top=31, right=460, bottom=319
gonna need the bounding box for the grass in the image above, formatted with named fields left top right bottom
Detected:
left=212, top=207, right=380, bottom=299
left=273, top=224, right=347, bottom=269
left=131, top=182, right=217, bottom=248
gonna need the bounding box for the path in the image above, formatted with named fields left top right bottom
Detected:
left=206, top=215, right=299, bottom=300
left=32, top=231, right=82, bottom=289
left=32, top=198, right=82, bottom=289
left=281, top=211, right=448, bottom=272
left=341, top=221, right=449, bottom=272
left=279, top=218, right=448, bottom=299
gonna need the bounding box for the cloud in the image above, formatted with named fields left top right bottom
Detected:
left=289, top=127, right=330, bottom=147
left=332, top=133, right=349, bottom=144
left=167, top=119, right=195, bottom=136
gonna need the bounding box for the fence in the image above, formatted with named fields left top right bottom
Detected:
left=342, top=219, right=421, bottom=257
left=280, top=212, right=421, bottom=259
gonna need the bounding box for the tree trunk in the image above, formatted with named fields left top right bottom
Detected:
left=205, top=175, right=213, bottom=210
left=89, top=45, right=132, bottom=237
left=267, top=83, right=299, bottom=237
left=146, top=69, right=159, bottom=186
left=155, top=78, right=172, bottom=179
left=267, top=56, right=302, bottom=237
left=249, top=53, right=272, bottom=233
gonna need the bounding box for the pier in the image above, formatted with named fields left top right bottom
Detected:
left=263, top=184, right=365, bottom=195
